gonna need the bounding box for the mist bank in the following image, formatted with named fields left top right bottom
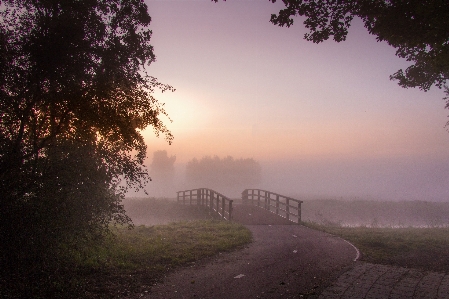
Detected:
left=261, top=155, right=449, bottom=201
left=127, top=155, right=449, bottom=201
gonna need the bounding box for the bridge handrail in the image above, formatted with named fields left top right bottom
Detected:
left=177, top=188, right=233, bottom=221
left=242, top=189, right=303, bottom=223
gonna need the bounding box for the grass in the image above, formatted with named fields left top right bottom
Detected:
left=304, top=222, right=449, bottom=273
left=78, top=220, right=252, bottom=298
left=2, top=220, right=252, bottom=299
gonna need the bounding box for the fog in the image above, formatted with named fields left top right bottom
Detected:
left=128, top=154, right=449, bottom=202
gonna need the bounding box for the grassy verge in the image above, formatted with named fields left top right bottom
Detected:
left=2, top=220, right=252, bottom=299
left=304, top=222, right=449, bottom=273
left=82, top=220, right=252, bottom=298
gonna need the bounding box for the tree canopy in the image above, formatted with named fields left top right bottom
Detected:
left=0, top=0, right=174, bottom=196
left=213, top=0, right=448, bottom=97
left=268, top=0, right=449, bottom=96
left=0, top=0, right=174, bottom=285
left=186, top=156, right=261, bottom=196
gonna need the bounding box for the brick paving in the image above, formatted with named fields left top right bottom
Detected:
left=234, top=204, right=449, bottom=299
left=319, top=262, right=449, bottom=299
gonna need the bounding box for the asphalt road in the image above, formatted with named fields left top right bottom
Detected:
left=144, top=205, right=449, bottom=298
left=146, top=205, right=357, bottom=298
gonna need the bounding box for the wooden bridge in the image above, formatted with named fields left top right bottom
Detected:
left=177, top=188, right=303, bottom=224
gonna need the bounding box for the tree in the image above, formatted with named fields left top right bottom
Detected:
left=0, top=0, right=174, bottom=286
left=213, top=0, right=449, bottom=99
left=150, top=150, right=176, bottom=197
left=268, top=0, right=449, bottom=96
left=185, top=156, right=262, bottom=196
left=151, top=150, right=176, bottom=176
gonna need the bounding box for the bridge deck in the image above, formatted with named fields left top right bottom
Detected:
left=231, top=204, right=294, bottom=225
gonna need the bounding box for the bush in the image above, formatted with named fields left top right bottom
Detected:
left=0, top=141, right=132, bottom=298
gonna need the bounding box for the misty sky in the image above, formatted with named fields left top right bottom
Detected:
left=137, top=0, right=449, bottom=201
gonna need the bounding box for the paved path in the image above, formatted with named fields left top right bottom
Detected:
left=146, top=224, right=356, bottom=298
left=145, top=205, right=449, bottom=298
left=319, top=262, right=449, bottom=299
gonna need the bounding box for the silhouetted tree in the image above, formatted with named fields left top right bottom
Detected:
left=267, top=0, right=449, bottom=95
left=215, top=0, right=449, bottom=99
left=151, top=150, right=176, bottom=177
left=150, top=150, right=176, bottom=196
left=185, top=156, right=261, bottom=195
left=0, top=0, right=173, bottom=290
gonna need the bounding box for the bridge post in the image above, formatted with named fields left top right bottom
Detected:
left=216, top=196, right=219, bottom=215
left=242, top=189, right=248, bottom=204
left=229, top=200, right=233, bottom=220
left=222, top=198, right=225, bottom=219
left=276, top=194, right=279, bottom=215
left=264, top=191, right=269, bottom=210
left=210, top=191, right=214, bottom=213
left=297, top=202, right=302, bottom=223
left=286, top=198, right=290, bottom=221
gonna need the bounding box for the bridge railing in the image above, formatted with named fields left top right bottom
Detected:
left=177, top=188, right=233, bottom=221
left=242, top=189, right=303, bottom=223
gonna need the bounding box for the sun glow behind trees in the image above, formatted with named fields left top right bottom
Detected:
left=141, top=0, right=449, bottom=201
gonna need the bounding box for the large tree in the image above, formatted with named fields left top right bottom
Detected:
left=0, top=0, right=174, bottom=281
left=267, top=0, right=449, bottom=97
left=213, top=0, right=449, bottom=99
left=186, top=156, right=262, bottom=196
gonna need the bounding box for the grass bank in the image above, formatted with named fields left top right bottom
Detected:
left=81, top=220, right=252, bottom=298
left=305, top=222, right=449, bottom=273
left=2, top=220, right=252, bottom=299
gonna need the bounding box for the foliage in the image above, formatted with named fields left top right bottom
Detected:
left=185, top=155, right=262, bottom=195
left=0, top=0, right=174, bottom=285
left=150, top=150, right=176, bottom=182
left=151, top=150, right=176, bottom=174
left=147, top=150, right=177, bottom=196
left=0, top=0, right=174, bottom=195
left=267, top=0, right=449, bottom=96
left=217, top=0, right=449, bottom=100
left=0, top=220, right=253, bottom=299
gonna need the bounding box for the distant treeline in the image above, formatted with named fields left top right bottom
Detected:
left=185, top=156, right=261, bottom=196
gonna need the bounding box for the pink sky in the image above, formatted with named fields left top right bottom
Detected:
left=135, top=0, right=449, bottom=201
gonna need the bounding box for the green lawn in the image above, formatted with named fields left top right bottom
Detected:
left=305, top=222, right=449, bottom=273
left=80, top=220, right=252, bottom=298
left=2, top=220, right=252, bottom=299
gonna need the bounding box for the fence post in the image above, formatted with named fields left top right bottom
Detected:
left=183, top=191, right=186, bottom=205
left=286, top=198, right=290, bottom=221
left=257, top=189, right=261, bottom=207
left=297, top=201, right=302, bottom=223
